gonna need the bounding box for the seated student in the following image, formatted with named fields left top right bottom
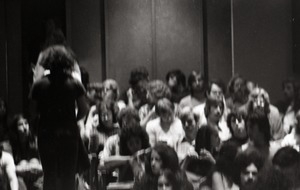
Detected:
left=226, top=111, right=248, bottom=146
left=234, top=149, right=264, bottom=190
left=226, top=74, right=249, bottom=112
left=242, top=109, right=281, bottom=165
left=119, top=66, right=149, bottom=110
left=99, top=125, right=150, bottom=182
left=181, top=156, right=215, bottom=190
left=139, top=80, right=172, bottom=128
left=193, top=79, right=228, bottom=126
left=211, top=141, right=239, bottom=190
left=166, top=69, right=188, bottom=103
left=272, top=147, right=300, bottom=189
left=133, top=143, right=192, bottom=190
left=179, top=71, right=206, bottom=109
left=177, top=107, right=200, bottom=162
left=0, top=145, right=18, bottom=190
left=9, top=114, right=43, bottom=190
left=281, top=109, right=300, bottom=151
left=146, top=98, right=185, bottom=151
left=195, top=125, right=221, bottom=159
left=86, top=82, right=104, bottom=106
left=158, top=169, right=187, bottom=190
left=238, top=86, right=285, bottom=141
left=203, top=98, right=231, bottom=142
left=276, top=78, right=299, bottom=134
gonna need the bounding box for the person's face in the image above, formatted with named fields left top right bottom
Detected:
left=233, top=78, right=244, bottom=94
left=100, top=108, right=113, bottom=128
left=240, top=163, right=258, bottom=189
left=157, top=174, right=173, bottom=190
left=151, top=150, right=163, bottom=175
left=192, top=75, right=205, bottom=92
left=250, top=88, right=266, bottom=109
left=230, top=116, right=247, bottom=139
left=208, top=103, right=223, bottom=123
left=17, top=117, right=30, bottom=139
left=134, top=80, right=148, bottom=102
left=168, top=75, right=177, bottom=88
left=182, top=114, right=198, bottom=138
left=283, top=83, right=295, bottom=101
left=209, top=84, right=223, bottom=101
left=127, top=136, right=142, bottom=154
left=146, top=91, right=157, bottom=105
left=185, top=171, right=203, bottom=190
left=160, top=109, right=174, bottom=124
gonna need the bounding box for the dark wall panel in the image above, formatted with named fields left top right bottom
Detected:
left=67, top=0, right=103, bottom=83
left=105, top=0, right=153, bottom=91
left=0, top=0, right=7, bottom=99
left=155, top=0, right=203, bottom=80
left=233, top=0, right=292, bottom=103
left=207, top=0, right=232, bottom=83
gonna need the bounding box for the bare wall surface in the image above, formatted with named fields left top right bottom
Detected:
left=233, top=0, right=293, bottom=103
left=206, top=0, right=232, bottom=83
left=105, top=0, right=153, bottom=91
left=67, top=0, right=103, bottom=83
left=0, top=0, right=7, bottom=99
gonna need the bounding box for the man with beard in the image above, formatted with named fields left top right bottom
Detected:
left=179, top=71, right=206, bottom=108
left=235, top=150, right=264, bottom=190
left=226, top=74, right=249, bottom=112
left=238, top=87, right=285, bottom=140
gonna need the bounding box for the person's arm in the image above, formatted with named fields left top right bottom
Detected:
left=211, top=171, right=225, bottom=190
left=140, top=106, right=156, bottom=129
left=102, top=155, right=132, bottom=170
left=146, top=123, right=156, bottom=147
left=3, top=152, right=18, bottom=190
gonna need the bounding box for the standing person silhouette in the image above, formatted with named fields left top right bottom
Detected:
left=30, top=45, right=89, bottom=190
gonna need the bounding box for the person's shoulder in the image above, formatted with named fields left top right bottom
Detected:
left=1, top=151, right=14, bottom=164
left=180, top=95, right=191, bottom=103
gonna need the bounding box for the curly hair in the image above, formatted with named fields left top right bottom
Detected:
left=129, top=66, right=149, bottom=87
left=117, top=107, right=140, bottom=129
left=166, top=69, right=186, bottom=88
left=147, top=80, right=171, bottom=100
left=119, top=126, right=149, bottom=155
left=227, top=74, right=246, bottom=95
left=39, top=45, right=75, bottom=79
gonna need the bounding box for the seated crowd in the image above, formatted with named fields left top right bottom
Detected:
left=1, top=53, right=300, bottom=190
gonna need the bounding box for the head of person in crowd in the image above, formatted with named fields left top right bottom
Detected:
left=119, top=125, right=149, bottom=156
left=195, top=125, right=220, bottom=156
left=166, top=69, right=187, bottom=102
left=252, top=166, right=291, bottom=190
left=206, top=79, right=226, bottom=102
left=215, top=141, right=239, bottom=178
left=117, top=107, right=140, bottom=129
left=9, top=114, right=37, bottom=163
left=179, top=107, right=199, bottom=143
left=146, top=143, right=180, bottom=176
left=227, top=74, right=248, bottom=105
left=204, top=98, right=224, bottom=125
left=227, top=111, right=248, bottom=144
left=166, top=69, right=186, bottom=91
left=86, top=82, right=104, bottom=105
left=155, top=98, right=175, bottom=125
left=272, top=146, right=300, bottom=189
left=234, top=150, right=265, bottom=190
left=157, top=169, right=180, bottom=190
left=247, top=87, right=271, bottom=115
left=103, top=79, right=120, bottom=103
left=188, top=71, right=206, bottom=96
left=96, top=101, right=119, bottom=131
left=181, top=156, right=214, bottom=190
left=145, top=80, right=172, bottom=107
left=282, top=78, right=298, bottom=103
left=38, top=45, right=76, bottom=81
left=246, top=109, right=271, bottom=147
left=128, top=66, right=149, bottom=106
